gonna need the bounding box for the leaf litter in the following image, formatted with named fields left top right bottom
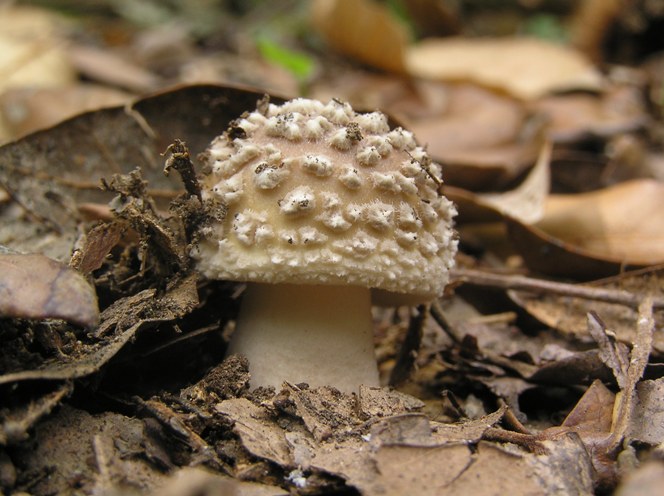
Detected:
left=1, top=2, right=664, bottom=494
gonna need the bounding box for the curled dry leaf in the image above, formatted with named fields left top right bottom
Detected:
left=0, top=252, right=98, bottom=328
left=407, top=84, right=540, bottom=191
left=310, top=0, right=408, bottom=73
left=536, top=179, right=664, bottom=266
left=406, top=37, right=603, bottom=100
left=507, top=179, right=664, bottom=278
left=0, top=85, right=132, bottom=142
left=445, top=141, right=551, bottom=224
left=0, top=274, right=198, bottom=385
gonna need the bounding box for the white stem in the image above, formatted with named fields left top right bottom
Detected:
left=228, top=283, right=379, bottom=393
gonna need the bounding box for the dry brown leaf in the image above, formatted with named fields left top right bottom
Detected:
left=629, top=378, right=664, bottom=445
left=0, top=84, right=283, bottom=261
left=0, top=274, right=198, bottom=385
left=310, top=0, right=408, bottom=73
left=11, top=405, right=168, bottom=495
left=615, top=461, right=664, bottom=496
left=0, top=252, right=98, bottom=328
left=509, top=268, right=664, bottom=352
left=406, top=37, right=603, bottom=100
left=67, top=44, right=161, bottom=93
left=550, top=379, right=615, bottom=439
left=0, top=6, right=75, bottom=94
left=406, top=84, right=539, bottom=191
left=445, top=141, right=551, bottom=224
left=537, top=179, right=664, bottom=266
left=0, top=85, right=132, bottom=141
left=216, top=398, right=293, bottom=467
left=530, top=85, right=647, bottom=144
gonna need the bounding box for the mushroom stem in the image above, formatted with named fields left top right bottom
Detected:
left=229, top=283, right=379, bottom=393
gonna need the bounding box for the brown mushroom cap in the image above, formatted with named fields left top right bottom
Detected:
left=194, top=98, right=457, bottom=299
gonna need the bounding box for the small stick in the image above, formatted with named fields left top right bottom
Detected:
left=450, top=267, right=664, bottom=310
left=163, top=139, right=201, bottom=200
left=389, top=305, right=427, bottom=387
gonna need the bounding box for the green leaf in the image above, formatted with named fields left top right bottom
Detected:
left=256, top=36, right=315, bottom=82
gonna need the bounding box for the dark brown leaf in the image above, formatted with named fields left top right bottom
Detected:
left=0, top=252, right=98, bottom=328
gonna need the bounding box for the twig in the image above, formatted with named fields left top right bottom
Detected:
left=389, top=305, right=427, bottom=387
left=450, top=268, right=664, bottom=310
left=483, top=427, right=548, bottom=455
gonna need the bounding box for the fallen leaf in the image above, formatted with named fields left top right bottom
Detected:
left=0, top=252, right=98, bottom=328
left=11, top=404, right=168, bottom=495
left=535, top=180, right=664, bottom=266
left=216, top=398, right=293, bottom=467
left=0, top=6, right=75, bottom=94
left=67, top=44, right=161, bottom=93
left=509, top=267, right=664, bottom=352
left=0, top=274, right=198, bottom=385
left=629, top=378, right=664, bottom=445
left=406, top=36, right=603, bottom=100
left=407, top=84, right=539, bottom=191
left=550, top=379, right=615, bottom=439
left=0, top=84, right=132, bottom=141
left=445, top=141, right=551, bottom=224
left=615, top=461, right=664, bottom=496
left=0, top=84, right=284, bottom=260
left=310, top=0, right=408, bottom=73
left=530, top=85, right=647, bottom=144
left=506, top=217, right=635, bottom=279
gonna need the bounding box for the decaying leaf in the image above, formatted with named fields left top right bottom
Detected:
left=310, top=0, right=408, bottom=73
left=0, top=84, right=284, bottom=260
left=629, top=378, right=664, bottom=445
left=0, top=274, right=197, bottom=385
left=11, top=405, right=168, bottom=495
left=406, top=37, right=603, bottom=100
left=509, top=268, right=664, bottom=352
left=0, top=252, right=98, bottom=328
left=543, top=379, right=615, bottom=443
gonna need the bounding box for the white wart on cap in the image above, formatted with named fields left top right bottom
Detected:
left=195, top=97, right=457, bottom=298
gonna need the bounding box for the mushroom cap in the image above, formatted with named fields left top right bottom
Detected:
left=194, top=97, right=457, bottom=299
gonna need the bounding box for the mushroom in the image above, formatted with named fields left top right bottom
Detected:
left=193, top=97, right=457, bottom=393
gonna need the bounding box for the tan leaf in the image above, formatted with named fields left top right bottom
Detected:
left=310, top=0, right=408, bottom=73
left=0, top=6, right=75, bottom=94
left=0, top=252, right=98, bottom=328
left=446, top=141, right=551, bottom=224
left=406, top=37, right=603, bottom=100
left=536, top=179, right=664, bottom=266
left=0, top=85, right=131, bottom=141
